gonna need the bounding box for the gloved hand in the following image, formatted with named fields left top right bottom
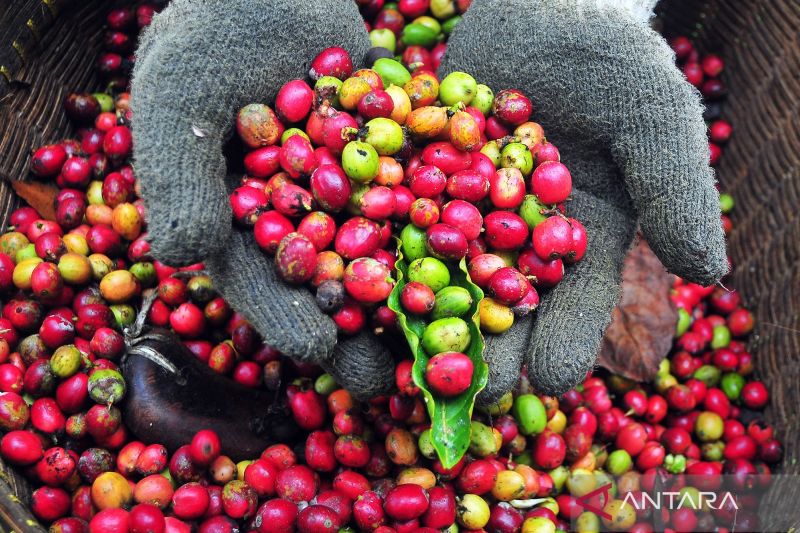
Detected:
left=443, top=0, right=728, bottom=401
left=130, top=0, right=395, bottom=399
left=131, top=0, right=727, bottom=403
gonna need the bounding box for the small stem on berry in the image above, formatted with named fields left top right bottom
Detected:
left=340, top=126, right=359, bottom=142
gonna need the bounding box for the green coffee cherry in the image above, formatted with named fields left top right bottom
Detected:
left=664, top=453, right=687, bottom=474
left=431, top=0, right=457, bottom=19
left=693, top=364, right=721, bottom=387
left=431, top=286, right=473, bottom=320
left=512, top=394, right=547, bottom=435
left=442, top=15, right=461, bottom=34
left=477, top=391, right=514, bottom=417
left=421, top=317, right=470, bottom=354
left=88, top=369, right=126, bottom=404
left=654, top=372, right=678, bottom=393
left=364, top=118, right=404, bottom=155
left=468, top=421, right=497, bottom=457
left=314, top=373, right=338, bottom=396
left=576, top=511, right=601, bottom=533
left=711, top=324, right=731, bottom=349
left=607, top=449, right=633, bottom=476
left=412, top=16, right=441, bottom=34
left=548, top=465, right=569, bottom=491
left=15, top=244, right=37, bottom=263
left=401, top=23, right=438, bottom=47
left=566, top=468, right=596, bottom=497
left=479, top=140, right=501, bottom=167
left=341, top=141, right=379, bottom=183
left=701, top=441, right=725, bottom=461
left=472, top=84, right=495, bottom=115
left=593, top=470, right=616, bottom=497
left=373, top=58, right=411, bottom=88
left=695, top=411, right=724, bottom=442
left=500, top=142, right=534, bottom=176
left=418, top=429, right=436, bottom=459
left=370, top=28, right=396, bottom=53
left=677, top=486, right=703, bottom=509
left=92, top=92, right=114, bottom=113
left=519, top=195, right=549, bottom=229
left=408, top=257, right=450, bottom=292
left=676, top=307, right=692, bottom=336
left=719, top=193, right=734, bottom=213
left=281, top=128, right=310, bottom=144
left=111, top=304, right=136, bottom=328
left=721, top=372, right=745, bottom=401
left=50, top=345, right=82, bottom=378
left=87, top=181, right=104, bottom=205
left=129, top=262, right=156, bottom=287
left=439, top=71, right=477, bottom=106
left=400, top=224, right=428, bottom=262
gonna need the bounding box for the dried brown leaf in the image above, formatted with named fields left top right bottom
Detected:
left=598, top=239, right=678, bottom=381
left=10, top=180, right=58, bottom=221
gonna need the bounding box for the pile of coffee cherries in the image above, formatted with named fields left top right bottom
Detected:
left=231, top=46, right=586, bottom=431
left=233, top=47, right=584, bottom=340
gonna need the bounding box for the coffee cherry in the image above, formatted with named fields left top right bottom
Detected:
left=425, top=352, right=473, bottom=397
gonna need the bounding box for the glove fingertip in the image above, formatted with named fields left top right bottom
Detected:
left=640, top=182, right=729, bottom=286
left=528, top=309, right=608, bottom=397
left=476, top=315, right=531, bottom=407
left=529, top=346, right=598, bottom=397
left=322, top=332, right=395, bottom=400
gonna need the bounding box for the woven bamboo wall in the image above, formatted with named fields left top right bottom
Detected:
left=659, top=1, right=800, bottom=529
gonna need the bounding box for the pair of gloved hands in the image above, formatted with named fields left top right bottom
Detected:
left=130, top=0, right=727, bottom=404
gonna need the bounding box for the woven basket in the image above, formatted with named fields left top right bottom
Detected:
left=0, top=1, right=798, bottom=530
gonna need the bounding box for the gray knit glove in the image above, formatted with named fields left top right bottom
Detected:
left=130, top=0, right=394, bottom=399
left=444, top=0, right=728, bottom=401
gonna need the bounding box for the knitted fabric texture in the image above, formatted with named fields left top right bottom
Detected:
left=442, top=0, right=727, bottom=396
left=479, top=315, right=530, bottom=406
left=320, top=331, right=395, bottom=400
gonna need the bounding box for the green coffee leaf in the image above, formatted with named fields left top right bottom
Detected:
left=388, top=247, right=487, bottom=468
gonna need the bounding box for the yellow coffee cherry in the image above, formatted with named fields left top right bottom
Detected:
left=457, top=494, right=490, bottom=529
left=491, top=469, right=527, bottom=501
left=479, top=297, right=514, bottom=334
